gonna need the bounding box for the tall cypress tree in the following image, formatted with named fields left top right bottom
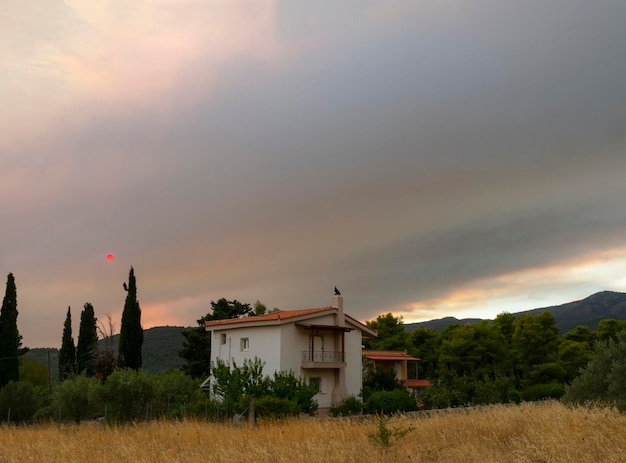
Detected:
left=118, top=266, right=143, bottom=370
left=0, top=273, right=21, bottom=387
left=58, top=306, right=76, bottom=381
left=76, top=303, right=98, bottom=376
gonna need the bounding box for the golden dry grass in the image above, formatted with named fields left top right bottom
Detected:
left=0, top=401, right=624, bottom=463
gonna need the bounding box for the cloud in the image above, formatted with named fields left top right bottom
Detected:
left=3, top=1, right=626, bottom=347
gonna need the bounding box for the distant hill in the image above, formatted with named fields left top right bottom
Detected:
left=25, top=325, right=190, bottom=380
left=405, top=291, right=626, bottom=334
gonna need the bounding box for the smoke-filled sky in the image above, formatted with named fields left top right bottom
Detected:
left=3, top=1, right=626, bottom=348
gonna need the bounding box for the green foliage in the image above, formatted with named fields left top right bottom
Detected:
left=269, top=370, right=318, bottom=415
left=252, top=300, right=267, bottom=316
left=254, top=396, right=299, bottom=419
left=368, top=415, right=415, bottom=449
left=596, top=319, right=626, bottom=344
left=58, top=306, right=76, bottom=381
left=409, top=327, right=439, bottom=378
left=76, top=303, right=98, bottom=376
left=0, top=381, right=40, bottom=422
left=512, top=312, right=560, bottom=381
left=520, top=383, right=565, bottom=401
left=180, top=298, right=254, bottom=379
left=329, top=395, right=363, bottom=417
left=205, top=298, right=252, bottom=321
left=118, top=267, right=143, bottom=370
left=97, top=368, right=153, bottom=422
left=211, top=358, right=269, bottom=415
left=179, top=325, right=211, bottom=379
left=0, top=273, right=22, bottom=387
left=362, top=365, right=401, bottom=402
left=210, top=358, right=317, bottom=418
left=149, top=370, right=202, bottom=418
left=52, top=374, right=101, bottom=423
left=364, top=313, right=409, bottom=351
left=365, top=389, right=417, bottom=415
left=564, top=329, right=626, bottom=410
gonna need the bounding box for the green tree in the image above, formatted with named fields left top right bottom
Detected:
left=76, top=303, right=98, bottom=376
left=97, top=369, right=153, bottom=422
left=0, top=273, right=22, bottom=387
left=118, top=267, right=143, bottom=370
left=180, top=298, right=253, bottom=379
left=364, top=313, right=409, bottom=351
left=252, top=300, right=267, bottom=316
left=150, top=370, right=202, bottom=418
left=512, top=312, right=560, bottom=385
left=52, top=374, right=101, bottom=423
left=408, top=327, right=439, bottom=378
left=0, top=381, right=40, bottom=422
left=58, top=306, right=76, bottom=381
left=206, top=298, right=251, bottom=321
left=596, top=319, right=626, bottom=344
left=564, top=329, right=626, bottom=410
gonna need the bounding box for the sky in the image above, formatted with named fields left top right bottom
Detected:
left=3, top=1, right=626, bottom=348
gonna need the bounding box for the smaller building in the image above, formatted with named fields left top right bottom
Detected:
left=363, top=350, right=431, bottom=390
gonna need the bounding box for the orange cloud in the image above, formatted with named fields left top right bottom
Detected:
left=396, top=247, right=626, bottom=323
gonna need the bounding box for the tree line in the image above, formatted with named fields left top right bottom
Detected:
left=364, top=311, right=626, bottom=408
left=0, top=268, right=143, bottom=389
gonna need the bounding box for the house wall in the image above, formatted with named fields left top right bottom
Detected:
left=344, top=322, right=365, bottom=399
left=211, top=325, right=282, bottom=373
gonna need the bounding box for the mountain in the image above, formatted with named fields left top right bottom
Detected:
left=25, top=325, right=190, bottom=380
left=405, top=291, right=626, bottom=334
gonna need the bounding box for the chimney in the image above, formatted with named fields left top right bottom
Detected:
left=333, top=288, right=345, bottom=327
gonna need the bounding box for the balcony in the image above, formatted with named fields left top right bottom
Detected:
left=301, top=350, right=345, bottom=369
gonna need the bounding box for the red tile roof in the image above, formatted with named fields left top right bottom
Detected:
left=204, top=306, right=335, bottom=328
left=363, top=350, right=421, bottom=361
left=406, top=379, right=431, bottom=387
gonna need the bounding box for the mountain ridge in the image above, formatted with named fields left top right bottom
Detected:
left=405, top=290, right=626, bottom=333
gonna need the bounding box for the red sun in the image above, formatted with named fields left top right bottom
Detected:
left=106, top=253, right=114, bottom=261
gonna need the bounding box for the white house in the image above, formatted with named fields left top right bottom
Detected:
left=204, top=292, right=377, bottom=411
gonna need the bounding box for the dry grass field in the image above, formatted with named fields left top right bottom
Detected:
left=0, top=401, right=624, bottom=463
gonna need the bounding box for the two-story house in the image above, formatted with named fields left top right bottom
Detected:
left=204, top=292, right=377, bottom=411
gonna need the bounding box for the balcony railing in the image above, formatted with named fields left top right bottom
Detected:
left=301, top=350, right=344, bottom=363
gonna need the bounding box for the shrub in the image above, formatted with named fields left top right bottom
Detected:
left=329, top=395, right=363, bottom=417
left=96, top=369, right=153, bottom=422
left=52, top=374, right=101, bottom=423
left=520, top=383, right=565, bottom=402
left=0, top=381, right=40, bottom=422
left=254, top=396, right=299, bottom=419
left=365, top=389, right=417, bottom=415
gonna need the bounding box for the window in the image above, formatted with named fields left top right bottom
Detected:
left=240, top=337, right=249, bottom=351
left=309, top=377, right=322, bottom=394
left=220, top=333, right=227, bottom=345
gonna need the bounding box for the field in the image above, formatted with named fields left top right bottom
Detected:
left=0, top=401, right=624, bottom=462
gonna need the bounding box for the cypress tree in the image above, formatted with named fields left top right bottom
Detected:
left=118, top=266, right=143, bottom=370
left=76, top=303, right=98, bottom=376
left=0, top=273, right=21, bottom=387
left=58, top=306, right=76, bottom=381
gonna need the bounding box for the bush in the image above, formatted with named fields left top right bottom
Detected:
left=96, top=369, right=153, bottom=422
left=564, top=329, right=626, bottom=410
left=254, top=396, right=299, bottom=419
left=520, top=383, right=565, bottom=402
left=365, top=389, right=417, bottom=415
left=329, top=395, right=363, bottom=417
left=0, top=381, right=40, bottom=422
left=150, top=370, right=202, bottom=418
left=52, top=375, right=101, bottom=423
